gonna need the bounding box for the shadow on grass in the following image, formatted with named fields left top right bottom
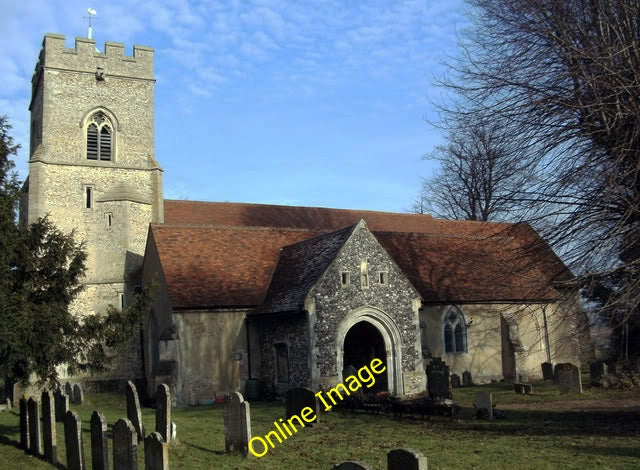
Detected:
left=182, top=441, right=226, bottom=455
left=572, top=445, right=640, bottom=459
left=447, top=407, right=640, bottom=438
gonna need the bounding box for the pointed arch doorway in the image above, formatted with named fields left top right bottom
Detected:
left=343, top=321, right=388, bottom=392
left=336, top=306, right=404, bottom=395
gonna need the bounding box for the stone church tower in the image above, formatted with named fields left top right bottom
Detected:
left=22, top=34, right=163, bottom=381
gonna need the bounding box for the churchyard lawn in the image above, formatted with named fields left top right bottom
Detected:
left=1, top=379, right=638, bottom=469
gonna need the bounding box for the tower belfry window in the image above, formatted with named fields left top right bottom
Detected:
left=86, top=112, right=113, bottom=161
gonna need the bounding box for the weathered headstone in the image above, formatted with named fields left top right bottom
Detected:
left=224, top=392, right=251, bottom=455
left=387, top=448, right=427, bottom=470
left=145, top=431, right=169, bottom=470
left=42, top=390, right=57, bottom=464
left=555, top=363, right=583, bottom=394
left=170, top=422, right=177, bottom=441
left=462, top=370, right=473, bottom=387
left=450, top=373, right=461, bottom=388
left=113, top=418, right=138, bottom=470
left=541, top=362, right=554, bottom=380
left=589, top=361, right=607, bottom=384
left=474, top=392, right=493, bottom=420
left=126, top=380, right=145, bottom=442
left=65, top=382, right=73, bottom=397
left=332, top=462, right=372, bottom=470
left=91, top=411, right=109, bottom=470
left=72, top=384, right=84, bottom=405
left=285, top=387, right=319, bottom=425
left=64, top=410, right=84, bottom=470
left=426, top=357, right=451, bottom=399
left=156, top=384, right=172, bottom=443
left=54, top=389, right=69, bottom=422
left=6, top=397, right=11, bottom=409
left=27, top=397, right=42, bottom=456
left=19, top=398, right=30, bottom=450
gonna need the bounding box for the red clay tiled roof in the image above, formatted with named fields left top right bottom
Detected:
left=153, top=201, right=571, bottom=308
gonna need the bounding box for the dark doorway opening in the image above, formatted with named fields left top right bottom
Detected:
left=343, top=321, right=388, bottom=392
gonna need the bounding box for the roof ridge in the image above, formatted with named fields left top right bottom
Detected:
left=151, top=223, right=327, bottom=233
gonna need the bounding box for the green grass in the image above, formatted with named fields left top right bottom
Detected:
left=1, top=381, right=639, bottom=469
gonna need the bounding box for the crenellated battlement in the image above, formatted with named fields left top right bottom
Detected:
left=31, top=33, right=154, bottom=92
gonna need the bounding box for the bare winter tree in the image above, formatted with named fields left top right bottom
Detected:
left=431, top=0, right=640, bottom=360
left=420, top=117, right=535, bottom=221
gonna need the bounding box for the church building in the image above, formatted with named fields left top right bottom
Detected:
left=21, top=34, right=583, bottom=405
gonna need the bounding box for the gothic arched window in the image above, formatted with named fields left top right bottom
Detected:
left=443, top=307, right=467, bottom=353
left=86, top=112, right=113, bottom=161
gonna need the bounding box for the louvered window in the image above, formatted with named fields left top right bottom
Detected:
left=86, top=112, right=113, bottom=161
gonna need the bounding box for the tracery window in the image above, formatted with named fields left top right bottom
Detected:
left=86, top=112, right=113, bottom=161
left=443, top=307, right=467, bottom=353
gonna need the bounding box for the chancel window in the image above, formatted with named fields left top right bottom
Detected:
left=86, top=112, right=113, bottom=161
left=444, top=307, right=467, bottom=353
left=274, top=343, right=289, bottom=383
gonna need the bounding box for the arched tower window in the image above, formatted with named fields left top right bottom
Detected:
left=443, top=307, right=467, bottom=353
left=86, top=111, right=113, bottom=161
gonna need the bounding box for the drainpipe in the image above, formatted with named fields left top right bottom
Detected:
left=542, top=305, right=551, bottom=363
left=245, top=317, right=252, bottom=379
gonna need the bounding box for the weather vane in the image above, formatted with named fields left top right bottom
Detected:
left=84, top=8, right=97, bottom=39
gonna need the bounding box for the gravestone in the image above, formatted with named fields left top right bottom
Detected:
left=387, top=448, right=428, bottom=470
left=126, top=381, right=145, bottom=442
left=450, top=373, right=461, bottom=388
left=285, top=387, right=319, bottom=425
left=541, top=362, right=554, bottom=380
left=555, top=363, right=583, bottom=394
left=332, top=462, right=372, bottom=470
left=19, top=398, right=29, bottom=450
left=462, top=370, right=473, bottom=387
left=42, top=390, right=57, bottom=464
left=224, top=392, right=251, bottom=455
left=474, top=392, right=493, bottom=420
left=64, top=410, right=84, bottom=470
left=426, top=357, right=452, bottom=399
left=589, top=361, right=607, bottom=384
left=6, top=397, right=11, bottom=409
left=145, top=432, right=169, bottom=470
left=113, top=418, right=138, bottom=470
left=91, top=411, right=109, bottom=470
left=514, top=383, right=533, bottom=395
left=27, top=397, right=42, bottom=456
left=73, top=384, right=84, bottom=405
left=170, top=422, right=177, bottom=441
left=54, top=389, right=69, bottom=422
left=156, top=384, right=172, bottom=443
left=65, top=382, right=73, bottom=397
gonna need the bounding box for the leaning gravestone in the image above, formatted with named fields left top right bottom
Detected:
left=19, top=398, right=30, bottom=450
left=589, top=361, right=607, bottom=384
left=125, top=381, right=145, bottom=442
left=541, top=362, right=554, bottom=380
left=387, top=448, right=428, bottom=470
left=54, top=389, right=69, bottom=422
left=450, top=373, right=461, bottom=388
left=462, top=370, right=473, bottom=387
left=145, top=432, right=169, bottom=470
left=113, top=418, right=138, bottom=470
left=224, top=392, right=251, bottom=456
left=426, top=357, right=452, bottom=399
left=64, top=410, right=84, bottom=470
left=474, top=392, right=493, bottom=420
left=42, top=390, right=57, bottom=464
left=28, top=397, right=42, bottom=456
left=556, top=363, right=583, bottom=394
left=72, top=384, right=84, bottom=405
left=156, top=384, right=172, bottom=443
left=91, top=411, right=109, bottom=470
left=332, top=462, right=372, bottom=470
left=65, top=382, right=73, bottom=397
left=285, top=387, right=319, bottom=425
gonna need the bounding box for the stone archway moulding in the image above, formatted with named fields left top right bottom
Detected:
left=335, top=305, right=404, bottom=395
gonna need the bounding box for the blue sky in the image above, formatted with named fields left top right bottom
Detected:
left=1, top=0, right=468, bottom=212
